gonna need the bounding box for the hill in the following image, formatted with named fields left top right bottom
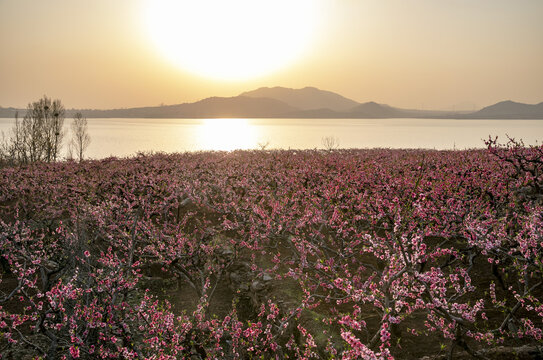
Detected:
left=2, top=90, right=542, bottom=119
left=67, top=96, right=298, bottom=118
left=240, top=86, right=359, bottom=112
left=0, top=107, right=21, bottom=118
left=468, top=100, right=543, bottom=119
left=349, top=101, right=407, bottom=118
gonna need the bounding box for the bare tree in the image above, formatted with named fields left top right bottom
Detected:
left=0, top=112, right=18, bottom=166
left=257, top=141, right=270, bottom=150
left=0, top=133, right=13, bottom=167
left=23, top=96, right=65, bottom=162
left=71, top=112, right=91, bottom=162
left=2, top=96, right=65, bottom=164
left=321, top=136, right=340, bottom=151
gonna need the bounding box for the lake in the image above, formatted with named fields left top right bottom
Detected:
left=1, top=117, right=542, bottom=159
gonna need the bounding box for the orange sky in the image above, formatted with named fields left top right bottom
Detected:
left=1, top=0, right=542, bottom=110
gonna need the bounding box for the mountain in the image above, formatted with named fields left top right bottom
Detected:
left=240, top=86, right=359, bottom=112
left=282, top=108, right=348, bottom=118
left=468, top=100, right=543, bottom=119
left=2, top=90, right=542, bottom=119
left=350, top=102, right=407, bottom=118
left=0, top=107, right=21, bottom=118
left=66, top=96, right=298, bottom=118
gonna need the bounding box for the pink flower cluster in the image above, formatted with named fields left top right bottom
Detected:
left=0, top=140, right=542, bottom=358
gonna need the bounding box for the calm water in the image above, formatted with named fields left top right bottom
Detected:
left=1, top=117, right=542, bottom=159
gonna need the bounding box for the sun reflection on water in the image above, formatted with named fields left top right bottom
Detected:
left=197, top=118, right=258, bottom=151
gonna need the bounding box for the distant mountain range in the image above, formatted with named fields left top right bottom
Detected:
left=468, top=100, right=543, bottom=119
left=1, top=87, right=542, bottom=119
left=240, top=86, right=359, bottom=112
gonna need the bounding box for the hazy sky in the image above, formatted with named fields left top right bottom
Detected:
left=1, top=0, right=542, bottom=110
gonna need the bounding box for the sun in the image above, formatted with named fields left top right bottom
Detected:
left=142, top=0, right=323, bottom=81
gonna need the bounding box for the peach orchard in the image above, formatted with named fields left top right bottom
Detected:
left=0, top=138, right=542, bottom=359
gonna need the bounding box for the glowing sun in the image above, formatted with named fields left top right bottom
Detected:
left=142, top=0, right=322, bottom=80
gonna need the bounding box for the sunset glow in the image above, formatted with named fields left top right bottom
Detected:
left=1, top=1, right=542, bottom=109
left=142, top=0, right=323, bottom=81
left=198, top=118, right=258, bottom=150
left=2, top=1, right=543, bottom=358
